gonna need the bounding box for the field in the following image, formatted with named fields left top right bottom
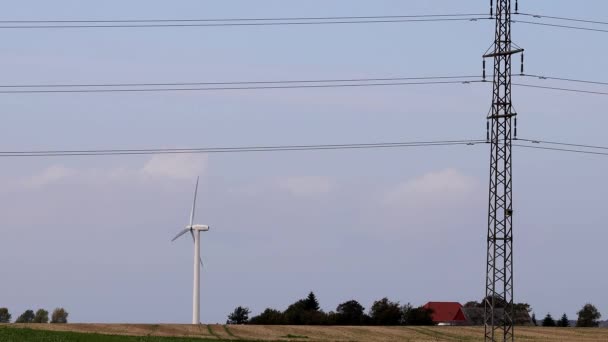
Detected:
left=2, top=324, right=608, bottom=341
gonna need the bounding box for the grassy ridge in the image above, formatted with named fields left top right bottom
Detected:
left=0, top=327, right=236, bottom=342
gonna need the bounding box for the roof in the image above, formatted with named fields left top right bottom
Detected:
left=423, top=302, right=467, bottom=323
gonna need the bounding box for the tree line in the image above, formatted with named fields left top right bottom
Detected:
left=227, top=292, right=435, bottom=326
left=463, top=298, right=533, bottom=325
left=532, top=304, right=602, bottom=328
left=0, top=307, right=68, bottom=324
left=227, top=292, right=604, bottom=327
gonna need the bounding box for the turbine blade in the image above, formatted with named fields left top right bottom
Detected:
left=171, top=228, right=190, bottom=242
left=190, top=229, right=195, bottom=242
left=189, top=177, right=199, bottom=227
left=199, top=257, right=204, bottom=269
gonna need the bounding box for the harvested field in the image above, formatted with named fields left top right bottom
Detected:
left=4, top=324, right=608, bottom=341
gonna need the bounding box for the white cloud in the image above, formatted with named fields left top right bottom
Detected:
left=385, top=168, right=478, bottom=206
left=226, top=176, right=334, bottom=199
left=17, top=154, right=208, bottom=189
left=22, top=165, right=75, bottom=188
left=141, top=154, right=208, bottom=181
left=366, top=169, right=483, bottom=236
left=277, top=176, right=333, bottom=197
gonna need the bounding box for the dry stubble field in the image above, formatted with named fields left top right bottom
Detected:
left=9, top=323, right=608, bottom=341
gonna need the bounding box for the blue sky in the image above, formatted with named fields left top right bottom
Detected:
left=1, top=0, right=608, bottom=324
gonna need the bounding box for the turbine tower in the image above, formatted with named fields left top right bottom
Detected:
left=172, top=177, right=210, bottom=325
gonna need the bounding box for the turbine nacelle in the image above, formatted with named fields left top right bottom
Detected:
left=188, top=224, right=210, bottom=231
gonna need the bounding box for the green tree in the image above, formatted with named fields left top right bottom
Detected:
left=283, top=292, right=327, bottom=325
left=542, top=313, right=556, bottom=327
left=227, top=306, right=250, bottom=325
left=482, top=295, right=507, bottom=308
left=303, top=292, right=320, bottom=311
left=464, top=301, right=481, bottom=308
left=512, top=303, right=532, bottom=326
left=15, top=310, right=35, bottom=323
left=558, top=313, right=570, bottom=327
left=50, top=308, right=68, bottom=324
left=402, top=304, right=435, bottom=326
left=249, top=308, right=285, bottom=325
left=283, top=302, right=326, bottom=325
left=576, top=303, right=601, bottom=327
left=369, top=298, right=402, bottom=326
left=335, top=300, right=366, bottom=325
left=0, top=308, right=11, bottom=323
left=33, top=309, right=49, bottom=324
left=283, top=300, right=306, bottom=325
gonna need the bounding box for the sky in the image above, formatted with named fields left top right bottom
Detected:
left=1, top=0, right=608, bottom=324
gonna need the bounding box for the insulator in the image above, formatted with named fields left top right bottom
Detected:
left=520, top=53, right=525, bottom=75
left=515, top=0, right=519, bottom=14
left=514, top=117, right=518, bottom=138
left=490, top=0, right=493, bottom=17
left=486, top=121, right=490, bottom=141
left=483, top=60, right=486, bottom=80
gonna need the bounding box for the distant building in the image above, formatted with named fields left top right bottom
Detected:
left=423, top=302, right=468, bottom=326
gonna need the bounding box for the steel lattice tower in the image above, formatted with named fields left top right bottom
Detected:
left=483, top=0, right=522, bottom=340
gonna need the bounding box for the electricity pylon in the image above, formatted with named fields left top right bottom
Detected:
left=482, top=0, right=523, bottom=340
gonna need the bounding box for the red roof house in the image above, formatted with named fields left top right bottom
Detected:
left=423, top=302, right=468, bottom=326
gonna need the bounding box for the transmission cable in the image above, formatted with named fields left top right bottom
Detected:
left=517, top=138, right=608, bottom=151
left=5, top=74, right=608, bottom=96
left=516, top=12, right=608, bottom=26
left=5, top=74, right=607, bottom=91
left=513, top=83, right=608, bottom=97
left=6, top=137, right=608, bottom=158
left=514, top=138, right=608, bottom=157
left=521, top=74, right=608, bottom=87
left=514, top=144, right=608, bottom=157
left=0, top=75, right=482, bottom=89
left=0, top=79, right=484, bottom=94
left=0, top=139, right=487, bottom=158
left=8, top=74, right=608, bottom=93
left=513, top=20, right=608, bottom=34
left=0, top=13, right=488, bottom=24
left=0, top=15, right=490, bottom=29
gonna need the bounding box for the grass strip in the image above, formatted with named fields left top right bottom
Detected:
left=223, top=325, right=239, bottom=339
left=206, top=324, right=222, bottom=339
left=282, top=334, right=309, bottom=339
left=409, top=327, right=484, bottom=342
left=0, top=326, right=229, bottom=342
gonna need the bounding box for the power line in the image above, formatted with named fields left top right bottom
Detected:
left=517, top=138, right=608, bottom=151
left=0, top=13, right=488, bottom=24
left=0, top=79, right=484, bottom=94
left=513, top=20, right=608, bottom=34
left=4, top=74, right=608, bottom=96
left=5, top=74, right=608, bottom=95
left=513, top=83, right=608, bottom=96
left=7, top=11, right=607, bottom=28
left=514, top=144, right=608, bottom=157
left=514, top=138, right=608, bottom=157
left=522, top=74, right=608, bottom=87
left=4, top=74, right=608, bottom=92
left=0, top=16, right=490, bottom=29
left=0, top=75, right=482, bottom=89
left=5, top=137, right=608, bottom=158
left=516, top=12, right=608, bottom=26
left=0, top=139, right=486, bottom=158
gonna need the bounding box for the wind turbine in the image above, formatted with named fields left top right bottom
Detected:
left=171, top=176, right=210, bottom=325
